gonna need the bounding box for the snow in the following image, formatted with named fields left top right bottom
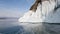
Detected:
left=18, top=0, right=60, bottom=23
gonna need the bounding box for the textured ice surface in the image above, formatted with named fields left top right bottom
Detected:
left=18, top=0, right=57, bottom=23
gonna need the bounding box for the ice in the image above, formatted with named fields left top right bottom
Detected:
left=18, top=0, right=56, bottom=23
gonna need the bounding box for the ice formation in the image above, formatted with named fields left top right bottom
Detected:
left=18, top=0, right=56, bottom=23
left=18, top=0, right=60, bottom=34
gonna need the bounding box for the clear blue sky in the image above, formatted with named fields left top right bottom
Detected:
left=0, top=0, right=35, bottom=17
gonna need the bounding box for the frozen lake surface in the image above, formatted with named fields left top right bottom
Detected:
left=0, top=18, right=60, bottom=34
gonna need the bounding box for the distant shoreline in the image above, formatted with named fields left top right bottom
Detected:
left=0, top=17, right=19, bottom=19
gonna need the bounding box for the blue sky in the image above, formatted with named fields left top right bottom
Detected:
left=0, top=0, right=34, bottom=17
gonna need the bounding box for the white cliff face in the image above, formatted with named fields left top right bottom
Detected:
left=42, top=0, right=56, bottom=23
left=18, top=0, right=60, bottom=23
left=45, top=8, right=60, bottom=23
left=44, top=0, right=60, bottom=23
